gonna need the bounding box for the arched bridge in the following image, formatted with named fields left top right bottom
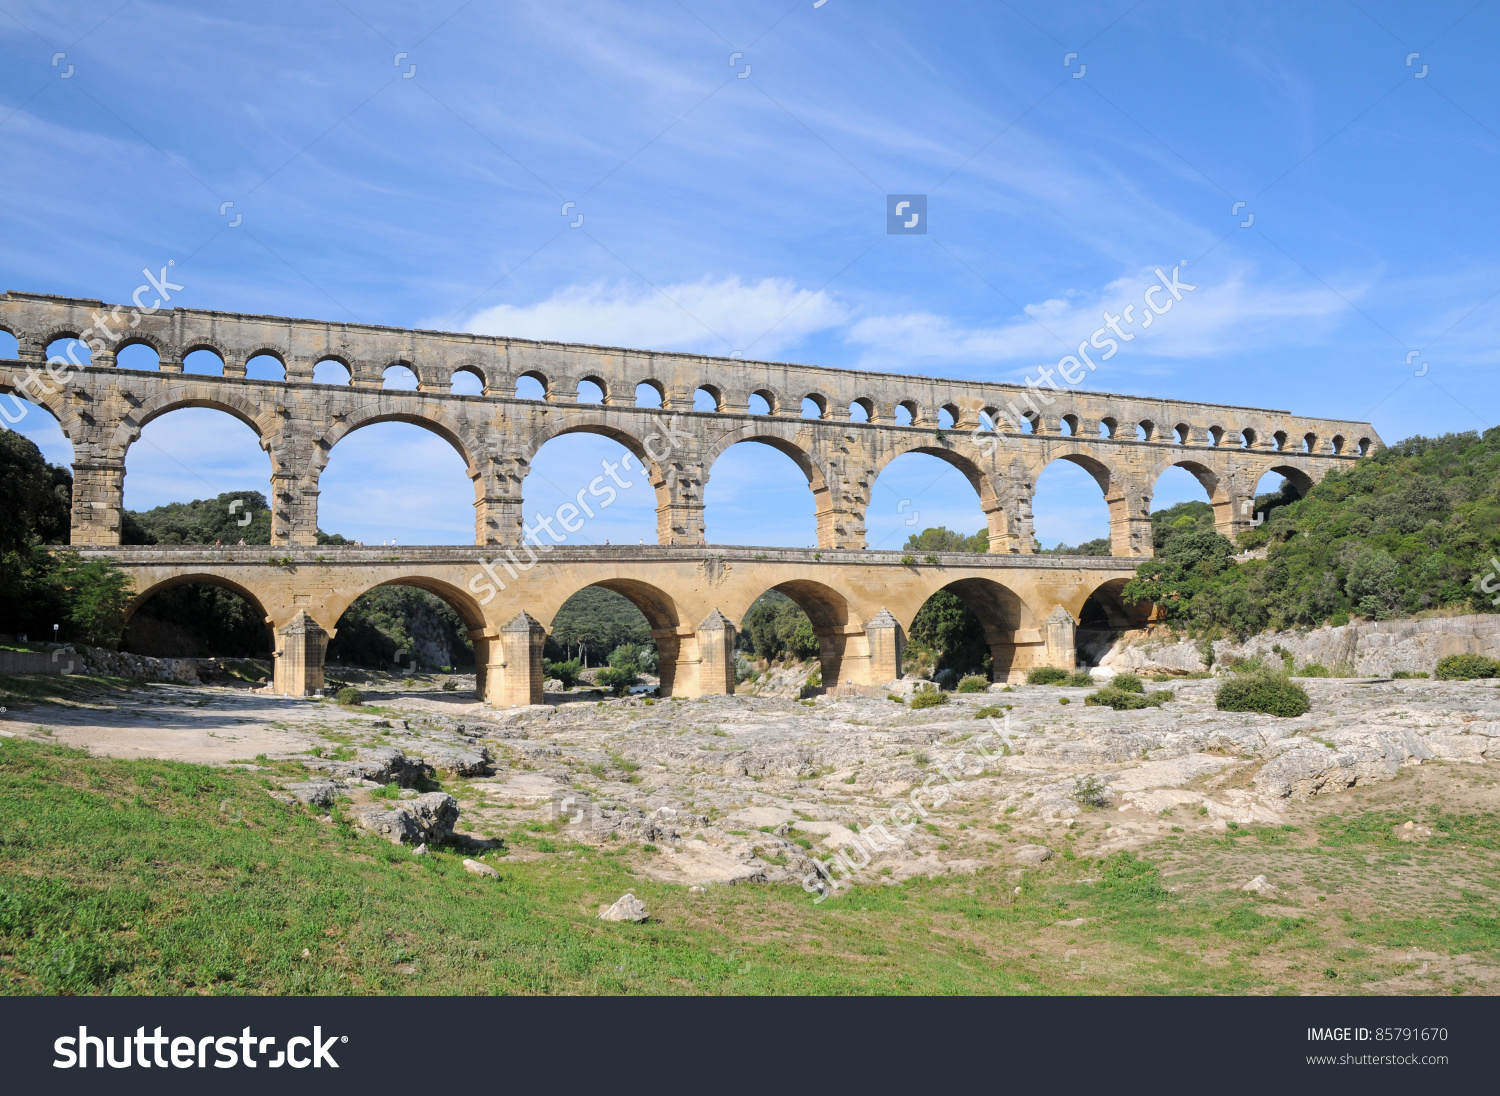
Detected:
left=80, top=545, right=1142, bottom=702
left=3, top=289, right=1380, bottom=704
left=2, top=290, right=1379, bottom=556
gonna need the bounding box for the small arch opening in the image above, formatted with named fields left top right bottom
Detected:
left=382, top=364, right=419, bottom=390
left=635, top=381, right=664, bottom=408
left=977, top=410, right=996, bottom=432
left=849, top=398, right=872, bottom=423
left=1174, top=422, right=1190, bottom=444
left=1272, top=429, right=1288, bottom=452
left=577, top=378, right=606, bottom=404
left=1136, top=420, right=1154, bottom=442
left=1239, top=427, right=1256, bottom=449
left=1302, top=432, right=1317, bottom=453
left=1331, top=434, right=1346, bottom=454
left=938, top=406, right=957, bottom=429
left=45, top=337, right=93, bottom=367
left=695, top=386, right=722, bottom=413
left=801, top=395, right=826, bottom=419
left=1019, top=410, right=1038, bottom=434
left=246, top=354, right=285, bottom=381
left=450, top=368, right=484, bottom=396
left=1357, top=436, right=1372, bottom=456
left=313, top=358, right=352, bottom=385
left=516, top=373, right=547, bottom=401
left=183, top=349, right=225, bottom=376
left=747, top=392, right=771, bottom=415
left=0, top=330, right=19, bottom=359
left=1099, top=417, right=1117, bottom=438
left=1059, top=414, right=1078, bottom=437
left=1208, top=425, right=1224, bottom=447
left=117, top=343, right=159, bottom=371
left=895, top=400, right=917, bottom=426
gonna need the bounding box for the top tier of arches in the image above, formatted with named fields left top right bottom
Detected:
left=0, top=291, right=1380, bottom=459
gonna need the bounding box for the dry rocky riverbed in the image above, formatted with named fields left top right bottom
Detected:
left=4, top=671, right=1500, bottom=899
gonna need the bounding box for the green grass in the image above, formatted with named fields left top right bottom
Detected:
left=3, top=738, right=1498, bottom=995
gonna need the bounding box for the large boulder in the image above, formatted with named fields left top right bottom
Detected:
left=1254, top=744, right=1399, bottom=798
left=419, top=745, right=492, bottom=776
left=307, top=746, right=425, bottom=786
left=350, top=792, right=458, bottom=845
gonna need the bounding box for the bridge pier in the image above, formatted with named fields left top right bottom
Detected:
left=273, top=611, right=329, bottom=696
left=484, top=611, right=545, bottom=706
left=70, top=460, right=125, bottom=546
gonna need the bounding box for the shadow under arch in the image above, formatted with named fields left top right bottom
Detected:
left=914, top=575, right=1039, bottom=683
left=1071, top=576, right=1154, bottom=672
left=733, top=578, right=861, bottom=691
left=124, top=572, right=273, bottom=632
left=325, top=575, right=488, bottom=696
left=1261, top=462, right=1315, bottom=498
left=121, top=573, right=274, bottom=668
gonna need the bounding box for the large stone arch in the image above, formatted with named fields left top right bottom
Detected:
left=124, top=571, right=274, bottom=630
left=521, top=415, right=674, bottom=544
left=0, top=369, right=78, bottom=439
left=730, top=578, right=863, bottom=690
left=1258, top=460, right=1316, bottom=498
left=703, top=422, right=841, bottom=546
left=534, top=576, right=688, bottom=695
left=125, top=388, right=276, bottom=449
left=1033, top=448, right=1151, bottom=558
left=902, top=575, right=1047, bottom=683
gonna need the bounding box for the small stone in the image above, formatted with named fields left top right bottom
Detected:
left=1055, top=917, right=1089, bottom=928
left=1240, top=874, right=1276, bottom=895
left=412, top=843, right=428, bottom=856
left=599, top=892, right=649, bottom=922
left=463, top=857, right=499, bottom=878
left=689, top=885, right=705, bottom=894
left=1014, top=844, right=1053, bottom=865
left=300, top=948, right=311, bottom=958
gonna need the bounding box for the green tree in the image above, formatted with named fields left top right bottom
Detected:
left=0, top=429, right=71, bottom=553
left=49, top=551, right=133, bottom=647
left=737, top=590, right=819, bottom=662
left=904, top=526, right=988, bottom=553
left=909, top=590, right=989, bottom=678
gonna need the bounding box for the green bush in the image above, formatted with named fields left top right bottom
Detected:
left=1026, top=666, right=1069, bottom=685
left=910, top=686, right=949, bottom=709
left=1296, top=662, right=1331, bottom=677
left=1065, top=670, right=1094, bottom=687
left=974, top=705, right=1001, bottom=719
left=334, top=686, right=362, bottom=706
left=1085, top=687, right=1172, bottom=710
left=1434, top=654, right=1500, bottom=680
left=441, top=680, right=458, bottom=691
left=595, top=665, right=639, bottom=696
left=1112, top=672, right=1145, bottom=694
left=1392, top=670, right=1429, bottom=679
left=1214, top=672, right=1311, bottom=717
left=1059, top=697, right=1070, bottom=705
left=957, top=674, right=989, bottom=693
left=543, top=658, right=582, bottom=688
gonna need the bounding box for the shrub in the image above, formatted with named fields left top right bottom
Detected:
left=1434, top=654, right=1500, bottom=680
left=974, top=705, right=1001, bottom=719
left=1059, top=697, right=1070, bottom=705
left=1071, top=775, right=1110, bottom=808
left=887, top=694, right=905, bottom=704
left=1112, top=672, right=1145, bottom=694
left=334, top=686, right=362, bottom=706
left=1297, top=662, right=1331, bottom=677
left=1215, top=672, right=1311, bottom=717
left=1085, top=687, right=1172, bottom=710
left=544, top=658, right=582, bottom=689
left=1065, top=670, right=1094, bottom=687
left=441, top=680, right=458, bottom=691
left=1392, top=670, right=1429, bottom=679
left=957, top=674, right=988, bottom=693
left=910, top=686, right=949, bottom=709
left=595, top=665, right=639, bottom=696
left=1026, top=666, right=1069, bottom=685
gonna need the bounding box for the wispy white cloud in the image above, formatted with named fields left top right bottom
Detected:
left=463, top=275, right=848, bottom=357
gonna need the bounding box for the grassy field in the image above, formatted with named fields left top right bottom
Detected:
left=1, top=736, right=1497, bottom=995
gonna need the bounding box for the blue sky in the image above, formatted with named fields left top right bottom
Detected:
left=2, top=0, right=1497, bottom=549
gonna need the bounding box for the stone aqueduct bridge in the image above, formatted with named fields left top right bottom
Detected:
left=2, top=290, right=1381, bottom=704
